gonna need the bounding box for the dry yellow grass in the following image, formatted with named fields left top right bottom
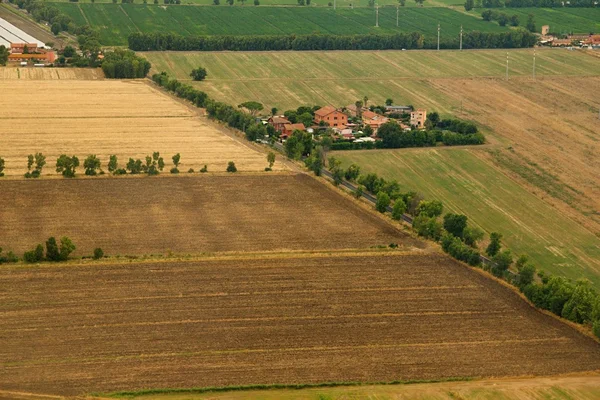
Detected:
left=0, top=79, right=280, bottom=174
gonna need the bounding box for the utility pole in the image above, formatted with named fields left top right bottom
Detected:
left=396, top=4, right=399, bottom=27
left=459, top=25, right=463, bottom=51
left=505, top=52, right=509, bottom=81
left=437, top=23, right=440, bottom=51
left=375, top=3, right=379, bottom=28
left=532, top=48, right=536, bottom=80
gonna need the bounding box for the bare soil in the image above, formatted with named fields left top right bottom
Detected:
left=1, top=253, right=599, bottom=396
left=0, top=174, right=416, bottom=256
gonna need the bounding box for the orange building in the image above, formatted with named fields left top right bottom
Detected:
left=281, top=123, right=306, bottom=139
left=314, top=106, right=348, bottom=128
left=10, top=43, right=39, bottom=53
left=8, top=52, right=56, bottom=63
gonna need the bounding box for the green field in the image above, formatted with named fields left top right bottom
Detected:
left=336, top=148, right=600, bottom=288
left=469, top=7, right=600, bottom=35
left=52, top=3, right=508, bottom=45
left=47, top=0, right=467, bottom=7
left=143, top=49, right=600, bottom=111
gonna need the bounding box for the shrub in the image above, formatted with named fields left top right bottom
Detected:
left=190, top=67, right=207, bottom=81
left=93, top=248, right=104, bottom=260
left=354, top=184, right=364, bottom=199
left=24, top=244, right=44, bottom=263
left=59, top=237, right=76, bottom=261
left=413, top=215, right=443, bottom=241
left=226, top=161, right=237, bottom=173
left=486, top=232, right=502, bottom=257
left=200, top=165, right=208, bottom=173
left=415, top=200, right=443, bottom=218
left=391, top=199, right=407, bottom=221
left=188, top=168, right=195, bottom=173
left=45, top=237, right=60, bottom=261
left=56, top=155, right=80, bottom=178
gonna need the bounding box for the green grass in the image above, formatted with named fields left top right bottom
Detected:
left=142, top=48, right=600, bottom=111
left=468, top=7, right=600, bottom=35
left=336, top=148, right=600, bottom=289
left=51, top=3, right=509, bottom=45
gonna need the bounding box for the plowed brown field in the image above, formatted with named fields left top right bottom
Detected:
left=2, top=253, right=600, bottom=396
left=0, top=79, right=278, bottom=174
left=0, top=174, right=415, bottom=256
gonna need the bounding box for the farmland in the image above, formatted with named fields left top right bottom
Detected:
left=0, top=79, right=276, bottom=175
left=337, top=148, right=600, bottom=288
left=143, top=49, right=600, bottom=111
left=103, top=375, right=600, bottom=400
left=469, top=7, right=600, bottom=35
left=51, top=4, right=508, bottom=46
left=2, top=252, right=600, bottom=396
left=0, top=174, right=416, bottom=256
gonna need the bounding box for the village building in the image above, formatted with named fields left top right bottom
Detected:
left=267, top=116, right=291, bottom=133
left=281, top=123, right=306, bottom=139
left=410, top=109, right=427, bottom=129
left=314, top=105, right=348, bottom=128
left=385, top=105, right=412, bottom=114
left=361, top=110, right=389, bottom=133
left=7, top=43, right=55, bottom=64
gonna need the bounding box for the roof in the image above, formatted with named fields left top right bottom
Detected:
left=283, top=123, right=306, bottom=132
left=362, top=110, right=378, bottom=120
left=314, top=105, right=338, bottom=117
left=10, top=43, right=38, bottom=48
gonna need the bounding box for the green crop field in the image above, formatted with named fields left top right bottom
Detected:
left=469, top=7, right=600, bottom=35
left=143, top=49, right=600, bottom=111
left=52, top=3, right=508, bottom=45
left=48, top=0, right=466, bottom=7
left=336, top=148, right=600, bottom=289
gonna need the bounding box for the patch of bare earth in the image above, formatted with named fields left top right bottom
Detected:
left=1, top=253, right=599, bottom=396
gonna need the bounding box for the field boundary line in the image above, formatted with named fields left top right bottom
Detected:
left=118, top=5, right=140, bottom=33
left=77, top=4, right=91, bottom=26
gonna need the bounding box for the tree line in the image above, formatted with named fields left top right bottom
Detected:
left=129, top=30, right=536, bottom=52
left=0, top=153, right=249, bottom=178
left=101, top=49, right=151, bottom=79
left=319, top=161, right=600, bottom=340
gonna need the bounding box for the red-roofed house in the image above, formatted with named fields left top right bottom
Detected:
left=314, top=106, right=348, bottom=128
left=281, top=123, right=306, bottom=139
left=268, top=116, right=291, bottom=133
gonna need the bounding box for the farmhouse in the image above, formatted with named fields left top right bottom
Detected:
left=410, top=109, right=427, bottom=129
left=281, top=123, right=306, bottom=139
left=362, top=110, right=389, bottom=133
left=7, top=43, right=55, bottom=63
left=268, top=116, right=291, bottom=132
left=314, top=105, right=348, bottom=128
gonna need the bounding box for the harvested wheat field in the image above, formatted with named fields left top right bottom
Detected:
left=0, top=174, right=415, bottom=256
left=0, top=79, right=278, bottom=174
left=0, top=67, right=104, bottom=80
left=1, top=252, right=600, bottom=396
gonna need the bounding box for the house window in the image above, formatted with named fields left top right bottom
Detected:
left=334, top=117, right=338, bottom=120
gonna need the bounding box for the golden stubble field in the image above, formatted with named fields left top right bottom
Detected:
left=0, top=78, right=280, bottom=174
left=2, top=253, right=600, bottom=396
left=0, top=174, right=417, bottom=256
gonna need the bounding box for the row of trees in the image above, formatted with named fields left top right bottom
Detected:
left=23, top=237, right=76, bottom=263
left=318, top=163, right=600, bottom=340
left=0, top=153, right=240, bottom=178
left=130, top=31, right=537, bottom=52
left=129, top=32, right=425, bottom=51
left=476, top=0, right=596, bottom=7
left=9, top=0, right=77, bottom=35
left=481, top=10, right=521, bottom=26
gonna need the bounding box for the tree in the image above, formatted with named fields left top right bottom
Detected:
left=271, top=107, right=278, bottom=116
left=354, top=100, right=363, bottom=118
left=363, top=95, right=369, bottom=108
left=344, top=164, right=361, bottom=182
left=491, top=249, right=512, bottom=277
left=45, top=237, right=60, bottom=262
left=93, top=248, right=104, bottom=260
left=227, top=0, right=233, bottom=5
left=443, top=213, right=468, bottom=239
left=375, top=192, right=391, bottom=213
left=526, top=13, right=536, bottom=33
left=63, top=45, right=76, bottom=58
left=239, top=101, right=264, bottom=116
left=59, top=236, right=76, bottom=261
left=83, top=155, right=101, bottom=176
left=0, top=45, right=9, bottom=66
left=354, top=185, right=364, bottom=199
left=486, top=232, right=502, bottom=257
left=463, top=226, right=484, bottom=247
left=171, top=153, right=181, bottom=174
left=285, top=135, right=304, bottom=160
left=213, top=0, right=220, bottom=4
left=0, top=157, right=4, bottom=177
left=561, top=280, right=597, bottom=324
left=25, top=153, right=46, bottom=178
left=385, top=98, right=393, bottom=106
left=363, top=124, right=374, bottom=137
left=464, top=0, right=474, bottom=11
left=24, top=244, right=45, bottom=263
left=56, top=155, right=79, bottom=178
left=497, top=13, right=508, bottom=27
left=226, top=161, right=237, bottom=172
left=391, top=198, right=407, bottom=221
left=108, top=155, right=118, bottom=174
left=416, top=200, right=443, bottom=218
left=254, top=0, right=259, bottom=5
left=398, top=0, right=405, bottom=5
left=509, top=14, right=519, bottom=27
left=517, top=263, right=536, bottom=287
left=126, top=158, right=143, bottom=174
left=267, top=152, right=276, bottom=169
left=190, top=67, right=208, bottom=81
